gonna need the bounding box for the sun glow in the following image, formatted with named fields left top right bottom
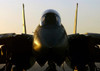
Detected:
left=0, top=45, right=3, bottom=49
left=33, top=40, right=41, bottom=51
left=0, top=45, right=4, bottom=56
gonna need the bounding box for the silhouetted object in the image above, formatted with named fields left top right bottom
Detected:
left=44, top=61, right=57, bottom=71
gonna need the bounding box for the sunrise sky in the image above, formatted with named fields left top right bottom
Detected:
left=0, top=0, right=100, bottom=34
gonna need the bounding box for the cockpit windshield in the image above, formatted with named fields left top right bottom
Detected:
left=40, top=9, right=61, bottom=26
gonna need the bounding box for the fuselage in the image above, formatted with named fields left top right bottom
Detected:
left=33, top=24, right=69, bottom=66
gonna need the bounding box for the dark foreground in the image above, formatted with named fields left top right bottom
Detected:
left=0, top=62, right=100, bottom=71
left=27, top=62, right=100, bottom=71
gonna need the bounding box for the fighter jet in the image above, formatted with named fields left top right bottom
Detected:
left=0, top=3, right=100, bottom=71
left=0, top=4, right=69, bottom=71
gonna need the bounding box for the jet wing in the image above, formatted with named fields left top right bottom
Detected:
left=85, top=33, right=100, bottom=62
left=67, top=34, right=100, bottom=68
left=85, top=33, right=100, bottom=39
left=0, top=33, right=35, bottom=69
left=0, top=33, right=15, bottom=63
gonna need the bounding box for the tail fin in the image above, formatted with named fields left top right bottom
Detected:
left=22, top=3, right=27, bottom=34
left=73, top=3, right=78, bottom=34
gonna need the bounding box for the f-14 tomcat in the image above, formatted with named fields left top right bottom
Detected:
left=0, top=3, right=100, bottom=71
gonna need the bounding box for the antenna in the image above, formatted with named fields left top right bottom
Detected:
left=73, top=3, right=78, bottom=34
left=22, top=3, right=27, bottom=34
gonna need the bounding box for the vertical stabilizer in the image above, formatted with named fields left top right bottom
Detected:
left=73, top=3, right=78, bottom=34
left=22, top=3, right=27, bottom=34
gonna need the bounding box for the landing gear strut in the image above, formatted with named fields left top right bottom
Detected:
left=44, top=61, right=57, bottom=71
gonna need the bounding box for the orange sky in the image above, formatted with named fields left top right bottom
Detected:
left=0, top=0, right=100, bottom=34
